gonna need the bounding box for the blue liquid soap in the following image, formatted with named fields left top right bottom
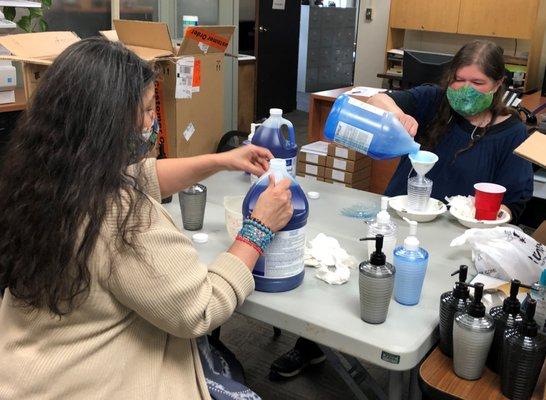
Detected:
left=242, top=159, right=309, bottom=292
left=393, top=218, right=429, bottom=306
left=251, top=108, right=298, bottom=177
left=324, top=94, right=420, bottom=159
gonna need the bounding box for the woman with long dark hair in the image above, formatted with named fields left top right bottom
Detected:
left=369, top=40, right=533, bottom=222
left=0, top=38, right=292, bottom=399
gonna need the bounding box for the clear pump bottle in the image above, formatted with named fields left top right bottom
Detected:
left=367, top=197, right=397, bottom=264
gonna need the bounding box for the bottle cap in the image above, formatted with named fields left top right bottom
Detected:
left=403, top=217, right=419, bottom=251
left=360, top=234, right=386, bottom=266
left=375, top=197, right=391, bottom=224
left=192, top=233, right=209, bottom=244
left=468, top=283, right=486, bottom=318
left=270, top=108, right=283, bottom=116
left=307, top=191, right=320, bottom=199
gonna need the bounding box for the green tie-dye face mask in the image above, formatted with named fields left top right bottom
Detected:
left=446, top=85, right=494, bottom=117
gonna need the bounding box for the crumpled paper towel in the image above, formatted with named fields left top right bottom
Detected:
left=446, top=195, right=475, bottom=219
left=304, top=233, right=358, bottom=285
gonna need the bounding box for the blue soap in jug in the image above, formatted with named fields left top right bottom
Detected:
left=324, top=94, right=420, bottom=159
left=251, top=108, right=298, bottom=177
left=242, top=158, right=309, bottom=292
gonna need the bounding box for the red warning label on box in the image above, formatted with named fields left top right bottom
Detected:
left=184, top=27, right=230, bottom=51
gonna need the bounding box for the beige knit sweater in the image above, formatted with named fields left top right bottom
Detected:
left=0, top=158, right=255, bottom=399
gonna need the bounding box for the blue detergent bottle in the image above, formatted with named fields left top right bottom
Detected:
left=324, top=94, right=420, bottom=159
left=242, top=158, right=309, bottom=292
left=251, top=108, right=298, bottom=178
left=393, top=218, right=429, bottom=305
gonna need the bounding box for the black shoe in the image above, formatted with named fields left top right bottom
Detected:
left=270, top=337, right=326, bottom=378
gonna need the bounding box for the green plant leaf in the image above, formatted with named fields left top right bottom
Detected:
left=42, top=0, right=52, bottom=7
left=17, top=15, right=32, bottom=32
left=39, top=18, right=48, bottom=32
left=3, top=6, right=16, bottom=21
left=29, top=8, right=43, bottom=18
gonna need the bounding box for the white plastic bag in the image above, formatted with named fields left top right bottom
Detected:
left=450, top=227, right=545, bottom=284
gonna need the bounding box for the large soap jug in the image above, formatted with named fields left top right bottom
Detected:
left=242, top=158, right=309, bottom=292
left=324, top=94, right=420, bottom=159
left=251, top=108, right=298, bottom=179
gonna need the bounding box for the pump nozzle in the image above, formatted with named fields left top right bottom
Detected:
left=502, top=279, right=523, bottom=315
left=451, top=265, right=469, bottom=283
left=521, top=299, right=539, bottom=337
left=467, top=283, right=486, bottom=318
left=360, top=234, right=386, bottom=266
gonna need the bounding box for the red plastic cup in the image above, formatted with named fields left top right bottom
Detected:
left=474, top=183, right=506, bottom=221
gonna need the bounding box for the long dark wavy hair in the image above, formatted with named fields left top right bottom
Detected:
left=0, top=38, right=157, bottom=315
left=423, top=40, right=514, bottom=156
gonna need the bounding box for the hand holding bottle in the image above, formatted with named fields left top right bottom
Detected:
left=251, top=176, right=293, bottom=232
left=394, top=111, right=419, bottom=137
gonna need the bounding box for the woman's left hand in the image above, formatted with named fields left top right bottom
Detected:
left=219, top=145, right=273, bottom=176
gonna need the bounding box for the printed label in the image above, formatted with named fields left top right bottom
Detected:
left=263, top=227, right=306, bottom=278
left=286, top=156, right=297, bottom=177
left=183, top=122, right=195, bottom=141
left=175, top=57, right=194, bottom=99
left=184, top=27, right=230, bottom=51
left=272, top=0, right=286, bottom=9
left=381, top=351, right=400, bottom=365
left=333, top=158, right=347, bottom=170
left=335, top=147, right=349, bottom=159
left=197, top=42, right=209, bottom=54
left=332, top=169, right=345, bottom=182
left=306, top=164, right=318, bottom=175
left=154, top=80, right=169, bottom=157
left=334, top=121, right=373, bottom=155
left=192, top=59, right=201, bottom=92
left=348, top=96, right=385, bottom=116
left=306, top=153, right=319, bottom=164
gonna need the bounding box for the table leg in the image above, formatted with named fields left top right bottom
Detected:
left=408, top=366, right=422, bottom=400
left=388, top=370, right=403, bottom=400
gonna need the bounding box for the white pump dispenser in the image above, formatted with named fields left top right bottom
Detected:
left=402, top=217, right=420, bottom=251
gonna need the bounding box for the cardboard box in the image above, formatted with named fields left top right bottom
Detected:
left=324, top=178, right=370, bottom=191
left=533, top=220, right=546, bottom=245
left=327, top=143, right=365, bottom=161
left=299, top=151, right=327, bottom=166
left=324, top=166, right=371, bottom=185
left=514, top=131, right=546, bottom=168
left=0, top=31, right=80, bottom=100
left=296, top=173, right=325, bottom=182
left=112, top=19, right=234, bottom=158
left=326, top=155, right=372, bottom=172
left=296, top=161, right=325, bottom=177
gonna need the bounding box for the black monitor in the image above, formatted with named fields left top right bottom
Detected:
left=402, top=50, right=453, bottom=89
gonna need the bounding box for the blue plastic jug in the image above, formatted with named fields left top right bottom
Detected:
left=251, top=108, right=298, bottom=177
left=324, top=94, right=420, bottom=159
left=242, top=158, right=309, bottom=292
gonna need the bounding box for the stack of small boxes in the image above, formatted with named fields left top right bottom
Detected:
left=296, top=141, right=328, bottom=181
left=324, top=143, right=371, bottom=190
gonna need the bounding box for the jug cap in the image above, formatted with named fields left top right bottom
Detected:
left=270, top=108, right=283, bottom=116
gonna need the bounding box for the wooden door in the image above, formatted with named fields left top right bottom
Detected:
left=389, top=0, right=460, bottom=33
left=457, top=0, right=538, bottom=39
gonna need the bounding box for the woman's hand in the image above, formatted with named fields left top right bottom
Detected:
left=251, top=176, right=293, bottom=232
left=219, top=145, right=273, bottom=177
left=394, top=112, right=419, bottom=137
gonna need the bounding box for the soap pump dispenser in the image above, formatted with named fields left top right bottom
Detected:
left=359, top=234, right=396, bottom=324
left=366, top=197, right=397, bottom=264
left=452, top=283, right=495, bottom=380
left=439, top=265, right=472, bottom=357
left=501, top=299, right=546, bottom=400
left=393, top=218, right=429, bottom=306
left=486, top=279, right=525, bottom=373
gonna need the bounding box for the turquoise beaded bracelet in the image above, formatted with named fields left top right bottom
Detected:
left=238, top=218, right=275, bottom=252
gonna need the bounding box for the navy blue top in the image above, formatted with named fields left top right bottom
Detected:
left=384, top=85, right=534, bottom=222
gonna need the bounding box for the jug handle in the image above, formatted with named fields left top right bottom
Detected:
left=280, top=118, right=296, bottom=146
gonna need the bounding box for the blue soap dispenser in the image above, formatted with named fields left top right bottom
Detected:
left=393, top=218, right=429, bottom=306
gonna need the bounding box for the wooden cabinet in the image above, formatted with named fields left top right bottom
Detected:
left=389, top=0, right=460, bottom=33
left=237, top=56, right=256, bottom=133
left=458, top=0, right=538, bottom=39
left=384, top=0, right=546, bottom=91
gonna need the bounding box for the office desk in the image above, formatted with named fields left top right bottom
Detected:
left=419, top=347, right=545, bottom=400
left=163, top=172, right=472, bottom=400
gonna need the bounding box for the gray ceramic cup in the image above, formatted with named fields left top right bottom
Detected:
left=179, top=184, right=207, bottom=231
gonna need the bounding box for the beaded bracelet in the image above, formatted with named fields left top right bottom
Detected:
left=236, top=234, right=263, bottom=255
left=237, top=218, right=275, bottom=254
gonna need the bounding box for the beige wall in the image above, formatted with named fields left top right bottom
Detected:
left=354, top=1, right=546, bottom=90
